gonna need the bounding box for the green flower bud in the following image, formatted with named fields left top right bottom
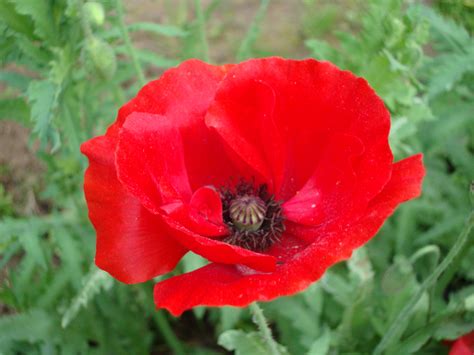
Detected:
left=86, top=36, right=117, bottom=80
left=84, top=2, right=105, bottom=27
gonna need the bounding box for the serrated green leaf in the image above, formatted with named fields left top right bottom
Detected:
left=14, top=33, right=51, bottom=66
left=18, top=228, right=47, bottom=270
left=409, top=4, right=471, bottom=51
left=0, top=0, right=34, bottom=37
left=433, top=317, right=474, bottom=340
left=10, top=0, right=57, bottom=42
left=219, top=330, right=288, bottom=355
left=52, top=228, right=84, bottom=286
left=61, top=266, right=113, bottom=328
left=427, top=50, right=474, bottom=98
left=27, top=79, right=59, bottom=144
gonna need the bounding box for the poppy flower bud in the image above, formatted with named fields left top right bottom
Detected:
left=83, top=2, right=105, bottom=27
left=85, top=36, right=117, bottom=80
left=229, top=195, right=266, bottom=232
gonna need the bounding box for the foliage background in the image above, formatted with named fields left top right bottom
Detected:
left=0, top=0, right=473, bottom=354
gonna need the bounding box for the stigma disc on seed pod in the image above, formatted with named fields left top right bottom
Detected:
left=229, top=195, right=267, bottom=232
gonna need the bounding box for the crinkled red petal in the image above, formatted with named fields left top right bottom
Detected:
left=283, top=133, right=365, bottom=227
left=205, top=57, right=393, bottom=207
left=160, top=213, right=276, bottom=273
left=161, top=186, right=227, bottom=237
left=81, top=135, right=187, bottom=284
left=107, top=59, right=257, bottom=190
left=116, top=112, right=192, bottom=213
left=154, top=155, right=425, bottom=315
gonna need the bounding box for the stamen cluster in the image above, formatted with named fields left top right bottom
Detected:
left=220, top=180, right=285, bottom=252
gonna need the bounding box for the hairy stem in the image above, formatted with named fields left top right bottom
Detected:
left=115, top=0, right=146, bottom=86
left=249, top=302, right=281, bottom=355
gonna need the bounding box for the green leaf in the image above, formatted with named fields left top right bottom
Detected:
left=307, top=326, right=331, bottom=355
left=52, top=228, right=84, bottom=286
left=18, top=228, right=47, bottom=270
left=305, top=39, right=340, bottom=62
left=433, top=317, right=474, bottom=340
left=219, top=330, right=288, bottom=355
left=14, top=33, right=51, bottom=66
left=0, top=309, right=53, bottom=344
left=10, top=0, right=57, bottom=42
left=27, top=79, right=60, bottom=145
left=409, top=4, right=471, bottom=51
left=427, top=50, right=474, bottom=98
left=61, top=266, right=113, bottom=328
left=0, top=0, right=34, bottom=37
left=219, top=307, right=243, bottom=332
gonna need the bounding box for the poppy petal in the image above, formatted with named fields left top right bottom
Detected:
left=116, top=112, right=192, bottom=213
left=205, top=57, right=392, bottom=206
left=81, top=135, right=187, bottom=284
left=161, top=186, right=227, bottom=237
left=206, top=79, right=279, bottom=187
left=106, top=59, right=251, bottom=190
left=283, top=133, right=365, bottom=226
left=153, top=154, right=424, bottom=315
left=160, top=214, right=276, bottom=273
left=450, top=331, right=474, bottom=355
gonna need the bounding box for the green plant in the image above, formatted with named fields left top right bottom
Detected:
left=0, top=0, right=472, bottom=353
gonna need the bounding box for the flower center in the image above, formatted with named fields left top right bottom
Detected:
left=229, top=195, right=267, bottom=232
left=220, top=180, right=285, bottom=252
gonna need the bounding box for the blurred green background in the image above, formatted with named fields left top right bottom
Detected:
left=0, top=0, right=473, bottom=354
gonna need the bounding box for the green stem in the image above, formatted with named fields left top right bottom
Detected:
left=194, top=0, right=209, bottom=62
left=435, top=230, right=473, bottom=295
left=115, top=0, right=146, bottom=86
left=152, top=311, right=186, bottom=355
left=236, top=0, right=270, bottom=61
left=249, top=302, right=281, bottom=355
left=373, top=210, right=474, bottom=355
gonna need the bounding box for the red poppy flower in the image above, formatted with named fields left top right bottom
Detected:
left=449, top=331, right=474, bottom=355
left=81, top=57, right=425, bottom=316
